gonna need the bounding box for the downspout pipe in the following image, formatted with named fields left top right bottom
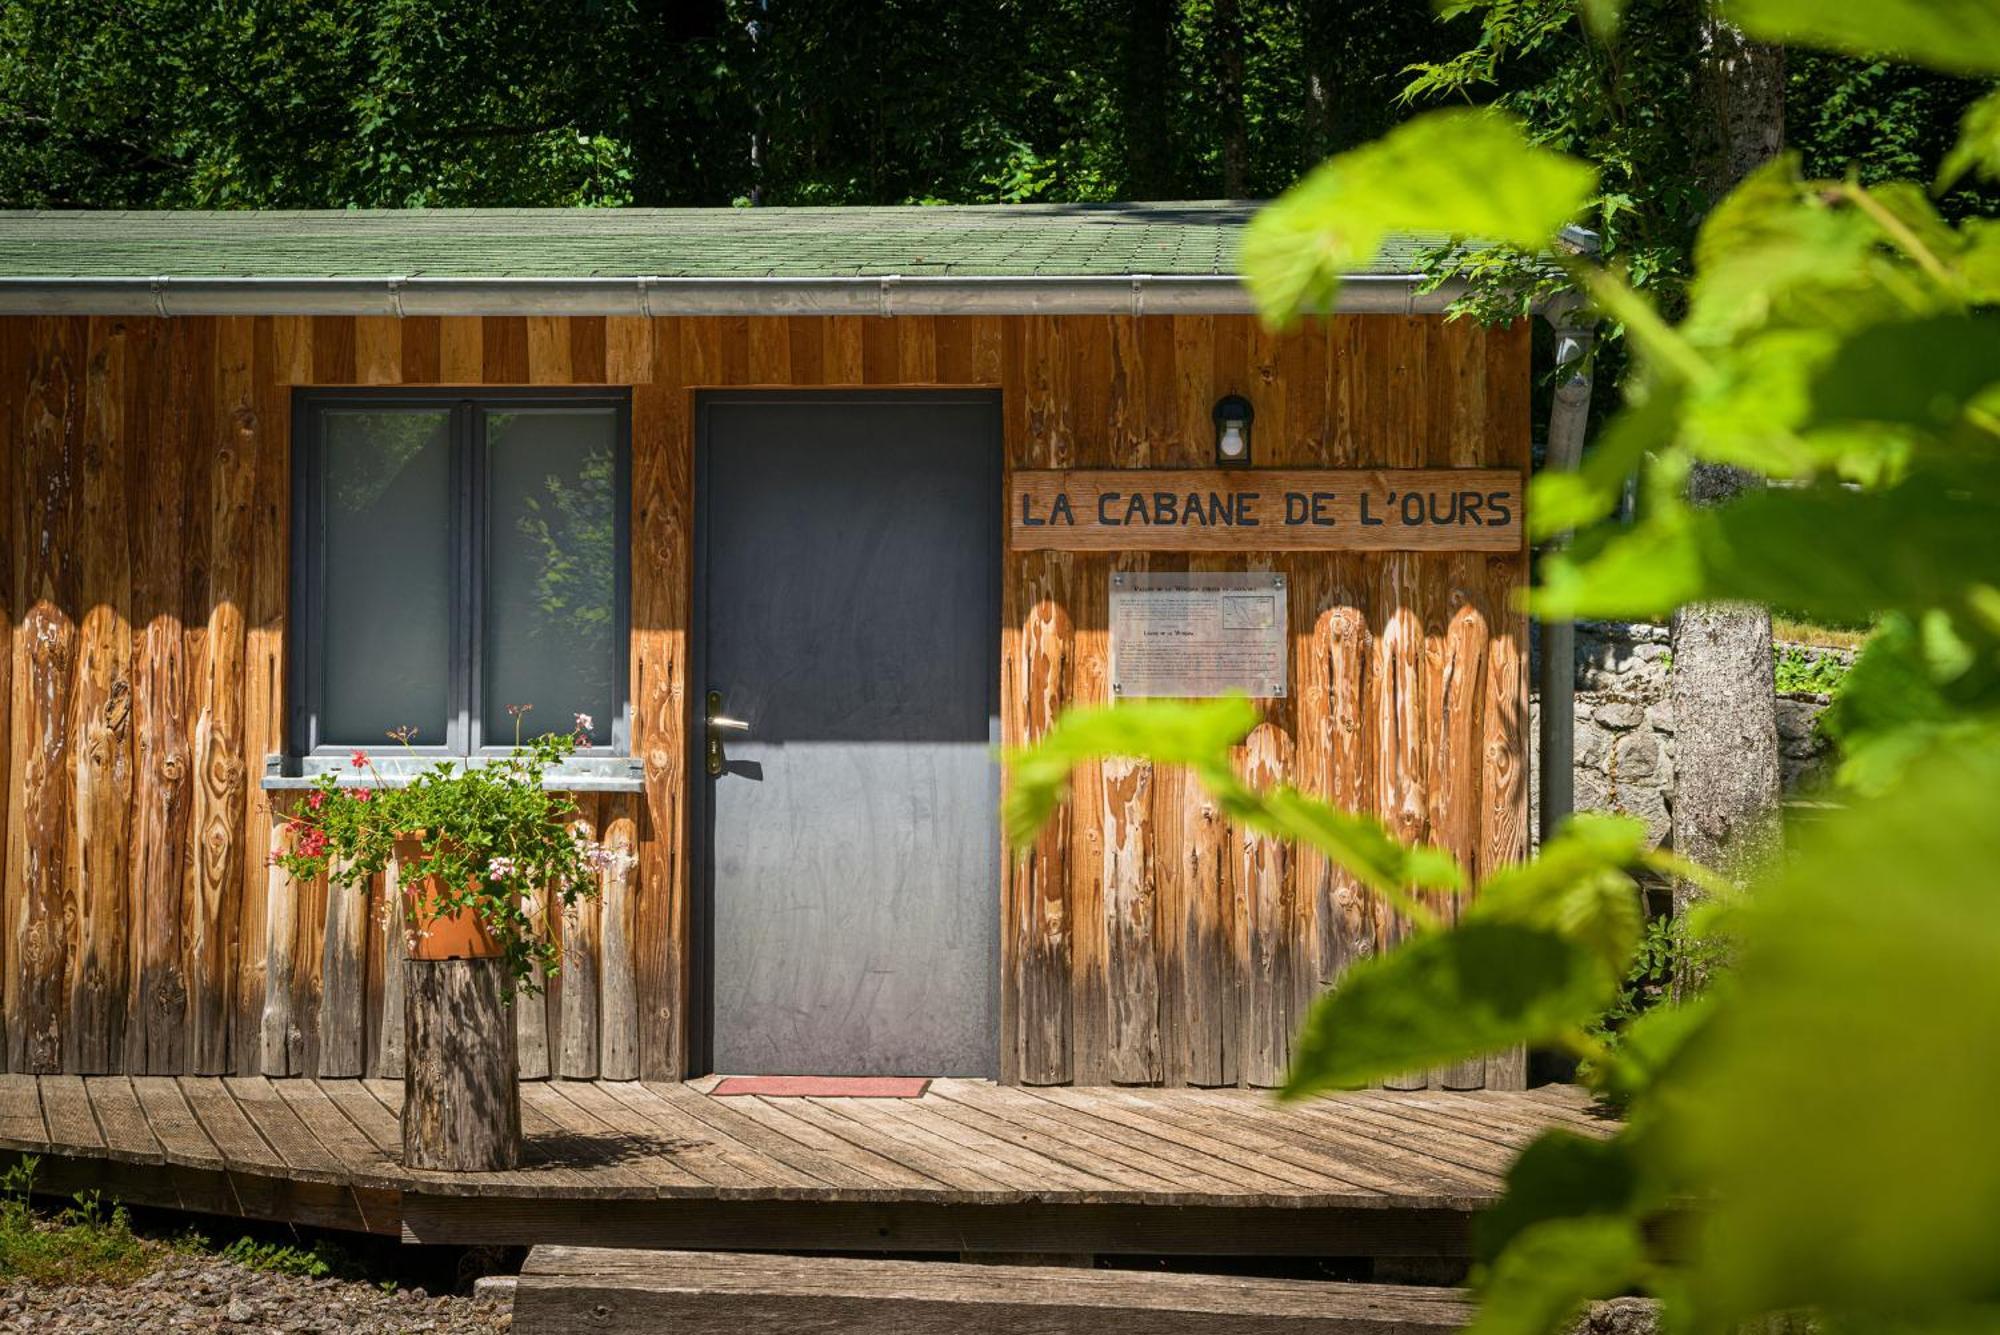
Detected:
left=1536, top=292, right=1599, bottom=847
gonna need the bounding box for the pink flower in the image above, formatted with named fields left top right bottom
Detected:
left=350, top=749, right=369, bottom=769
left=308, top=790, right=325, bottom=810
left=354, top=788, right=374, bottom=803
left=488, top=855, right=519, bottom=882
left=573, top=712, right=594, bottom=737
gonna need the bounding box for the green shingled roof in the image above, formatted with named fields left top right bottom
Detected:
left=0, top=202, right=1436, bottom=280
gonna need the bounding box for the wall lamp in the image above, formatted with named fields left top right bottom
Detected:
left=1213, top=394, right=1254, bottom=467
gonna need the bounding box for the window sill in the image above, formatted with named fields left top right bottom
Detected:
left=262, top=754, right=646, bottom=794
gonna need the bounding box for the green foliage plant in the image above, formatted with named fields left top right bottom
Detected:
left=274, top=710, right=614, bottom=989
left=0, top=1157, right=158, bottom=1285
left=1014, top=2, right=2000, bottom=1330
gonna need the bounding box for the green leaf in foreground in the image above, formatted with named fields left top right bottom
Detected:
left=1726, top=0, right=2000, bottom=78
left=1282, top=922, right=1614, bottom=1097
left=1470, top=814, right=1650, bottom=974
left=1939, top=88, right=2000, bottom=191
left=1665, top=729, right=2000, bottom=1327
left=1475, top=1130, right=1644, bottom=1266
left=1467, top=1216, right=1646, bottom=1335
left=1241, top=109, right=1595, bottom=326
left=1002, top=696, right=1258, bottom=846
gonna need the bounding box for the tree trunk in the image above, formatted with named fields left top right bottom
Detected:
left=403, top=958, right=521, bottom=1171
left=1672, top=25, right=1785, bottom=960
left=1213, top=0, right=1249, bottom=196
left=1120, top=0, right=1174, bottom=199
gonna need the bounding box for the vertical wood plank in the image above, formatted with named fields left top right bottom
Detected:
left=187, top=317, right=255, bottom=1074
left=10, top=317, right=85, bottom=1072
left=569, top=317, right=608, bottom=384
left=516, top=868, right=553, bottom=1080
left=784, top=318, right=825, bottom=386
left=67, top=316, right=135, bottom=1073
left=1374, top=318, right=1432, bottom=1092
left=558, top=794, right=602, bottom=1080
left=823, top=316, right=865, bottom=384
left=746, top=318, right=790, bottom=384
left=630, top=325, right=691, bottom=1079
left=0, top=318, right=16, bottom=1071
left=399, top=316, right=442, bottom=384
left=1238, top=316, right=1296, bottom=1090
left=129, top=318, right=199, bottom=1075
left=309, top=317, right=355, bottom=385
left=258, top=813, right=297, bottom=1075
left=316, top=858, right=368, bottom=1078
left=860, top=318, right=899, bottom=384
left=596, top=793, right=639, bottom=1080
left=353, top=317, right=401, bottom=385
left=527, top=317, right=572, bottom=384
left=896, top=316, right=938, bottom=382
left=1064, top=321, right=1110, bottom=1086
left=368, top=847, right=406, bottom=1080
left=439, top=318, right=483, bottom=384
left=483, top=318, right=530, bottom=384
left=1482, top=320, right=1534, bottom=1091
left=234, top=316, right=287, bottom=1075
left=604, top=318, right=653, bottom=386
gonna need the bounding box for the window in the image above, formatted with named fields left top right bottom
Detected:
left=292, top=389, right=630, bottom=760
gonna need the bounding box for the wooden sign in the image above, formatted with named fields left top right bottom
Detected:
left=1010, top=469, right=1524, bottom=553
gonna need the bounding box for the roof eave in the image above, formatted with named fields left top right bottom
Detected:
left=0, top=272, right=1472, bottom=318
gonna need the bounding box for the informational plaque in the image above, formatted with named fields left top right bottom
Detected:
left=1110, top=572, right=1288, bottom=699
left=1012, top=468, right=1523, bottom=552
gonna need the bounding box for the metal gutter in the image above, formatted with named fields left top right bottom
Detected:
left=0, top=272, right=1467, bottom=318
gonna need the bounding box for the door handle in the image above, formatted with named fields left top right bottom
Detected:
left=706, top=691, right=747, bottom=776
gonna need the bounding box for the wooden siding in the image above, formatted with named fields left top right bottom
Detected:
left=0, top=314, right=1530, bottom=1086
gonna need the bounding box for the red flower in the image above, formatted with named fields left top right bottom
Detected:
left=350, top=749, right=369, bottom=769
left=308, top=790, right=326, bottom=810
left=355, top=788, right=374, bottom=803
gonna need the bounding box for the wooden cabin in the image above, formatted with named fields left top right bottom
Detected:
left=0, top=204, right=1532, bottom=1095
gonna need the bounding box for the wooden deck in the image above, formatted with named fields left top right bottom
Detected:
left=0, top=1076, right=1611, bottom=1257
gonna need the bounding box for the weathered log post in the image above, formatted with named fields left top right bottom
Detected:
left=402, top=958, right=521, bottom=1171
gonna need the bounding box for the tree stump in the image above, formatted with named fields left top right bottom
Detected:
left=403, top=958, right=521, bottom=1171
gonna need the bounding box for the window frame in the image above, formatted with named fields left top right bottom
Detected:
left=289, top=386, right=633, bottom=765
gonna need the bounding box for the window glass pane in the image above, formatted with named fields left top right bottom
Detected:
left=483, top=409, right=618, bottom=747
left=319, top=408, right=453, bottom=747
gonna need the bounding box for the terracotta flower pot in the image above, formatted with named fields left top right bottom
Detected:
left=394, top=833, right=504, bottom=961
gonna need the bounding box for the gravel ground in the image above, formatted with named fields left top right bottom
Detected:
left=0, top=1258, right=512, bottom=1333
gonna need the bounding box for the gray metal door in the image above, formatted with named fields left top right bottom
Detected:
left=697, top=392, right=1001, bottom=1077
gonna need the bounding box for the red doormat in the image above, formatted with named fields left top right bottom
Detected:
left=710, top=1076, right=932, bottom=1098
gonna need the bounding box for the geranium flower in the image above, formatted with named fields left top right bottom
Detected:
left=350, top=749, right=369, bottom=769
left=488, top=855, right=519, bottom=881
left=308, top=790, right=325, bottom=810
left=573, top=712, right=594, bottom=737
left=354, top=788, right=374, bottom=803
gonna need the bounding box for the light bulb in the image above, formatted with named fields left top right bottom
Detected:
left=1218, top=424, right=1246, bottom=459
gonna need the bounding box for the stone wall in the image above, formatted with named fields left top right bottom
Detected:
left=1528, top=622, right=1842, bottom=849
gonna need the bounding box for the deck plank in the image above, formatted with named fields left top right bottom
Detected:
left=672, top=1086, right=951, bottom=1192
left=750, top=1096, right=1011, bottom=1194
left=0, top=1074, right=46, bottom=1147
left=223, top=1077, right=347, bottom=1178
left=521, top=1082, right=670, bottom=1190
left=587, top=1080, right=798, bottom=1191
left=38, top=1076, right=104, bottom=1152
left=175, top=1078, right=286, bottom=1172
left=82, top=1077, right=163, bottom=1162
left=551, top=1081, right=757, bottom=1190
left=868, top=1093, right=1129, bottom=1193
left=1176, top=1090, right=1506, bottom=1191
left=923, top=1081, right=1196, bottom=1194
left=1243, top=1093, right=1520, bottom=1184
left=788, top=1097, right=1018, bottom=1193
left=1094, top=1089, right=1431, bottom=1196
left=1021, top=1088, right=1364, bottom=1199
left=129, top=1077, right=223, bottom=1169
left=275, top=1080, right=398, bottom=1177
left=948, top=1082, right=1264, bottom=1197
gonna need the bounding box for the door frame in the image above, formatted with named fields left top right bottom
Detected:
left=688, top=388, right=1005, bottom=1077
